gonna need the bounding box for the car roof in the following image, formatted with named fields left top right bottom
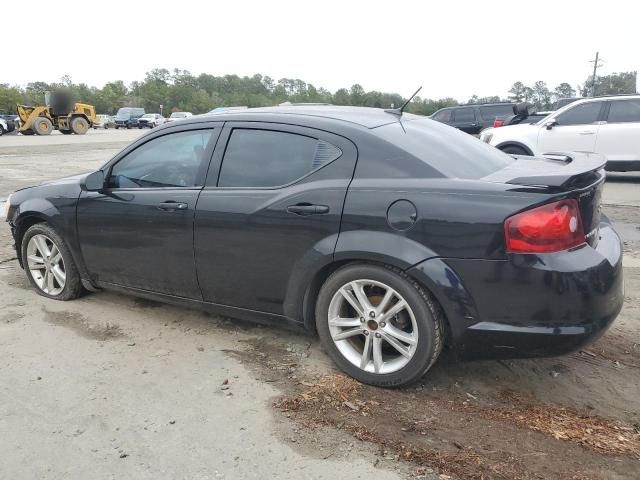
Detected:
left=192, top=105, right=421, bottom=129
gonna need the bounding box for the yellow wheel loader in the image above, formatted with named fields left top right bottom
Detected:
left=17, top=91, right=96, bottom=136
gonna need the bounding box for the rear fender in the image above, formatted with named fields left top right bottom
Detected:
left=407, top=257, right=480, bottom=345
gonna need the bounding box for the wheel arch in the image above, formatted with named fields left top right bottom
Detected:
left=495, top=141, right=534, bottom=156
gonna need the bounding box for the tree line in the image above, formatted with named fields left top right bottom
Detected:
left=0, top=68, right=636, bottom=117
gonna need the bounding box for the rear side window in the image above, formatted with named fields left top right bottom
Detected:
left=555, top=102, right=602, bottom=126
left=432, top=110, right=452, bottom=122
left=453, top=107, right=475, bottom=122
left=479, top=104, right=513, bottom=120
left=607, top=100, right=640, bottom=123
left=218, top=129, right=342, bottom=188
left=374, top=118, right=513, bottom=179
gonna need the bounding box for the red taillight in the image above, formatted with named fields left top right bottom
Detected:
left=504, top=199, right=585, bottom=253
left=493, top=119, right=505, bottom=127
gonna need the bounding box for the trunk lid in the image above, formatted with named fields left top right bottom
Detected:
left=484, top=152, right=606, bottom=248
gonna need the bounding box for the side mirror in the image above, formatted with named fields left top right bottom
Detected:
left=82, top=170, right=105, bottom=192
left=544, top=120, right=558, bottom=130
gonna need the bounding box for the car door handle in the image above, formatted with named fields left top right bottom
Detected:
left=579, top=131, right=595, bottom=135
left=157, top=201, right=188, bottom=211
left=286, top=203, right=330, bottom=215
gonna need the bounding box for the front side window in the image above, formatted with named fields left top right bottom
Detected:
left=217, top=129, right=342, bottom=188
left=109, top=130, right=214, bottom=188
left=453, top=107, right=475, bottom=122
left=555, top=102, right=602, bottom=126
left=607, top=100, right=640, bottom=123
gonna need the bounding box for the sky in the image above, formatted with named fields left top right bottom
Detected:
left=3, top=0, right=639, bottom=101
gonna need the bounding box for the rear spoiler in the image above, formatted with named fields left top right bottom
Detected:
left=485, top=152, right=607, bottom=189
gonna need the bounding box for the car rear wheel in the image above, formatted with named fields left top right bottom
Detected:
left=500, top=145, right=529, bottom=155
left=316, top=264, right=444, bottom=387
left=21, top=223, right=83, bottom=301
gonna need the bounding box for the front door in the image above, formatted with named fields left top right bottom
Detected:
left=537, top=101, right=604, bottom=154
left=77, top=126, right=220, bottom=298
left=194, top=123, right=357, bottom=314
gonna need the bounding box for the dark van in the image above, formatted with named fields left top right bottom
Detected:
left=431, top=103, right=516, bottom=135
left=114, top=107, right=145, bottom=129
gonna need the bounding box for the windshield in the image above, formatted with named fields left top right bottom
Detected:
left=116, top=108, right=132, bottom=119
left=375, top=118, right=514, bottom=179
left=141, top=114, right=154, bottom=118
left=170, top=112, right=187, bottom=118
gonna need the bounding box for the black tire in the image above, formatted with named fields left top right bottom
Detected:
left=71, top=117, right=89, bottom=135
left=20, top=223, right=84, bottom=301
left=500, top=145, right=529, bottom=156
left=115, top=126, right=119, bottom=130
left=60, top=129, right=73, bottom=135
left=315, top=263, right=444, bottom=387
left=0, top=126, right=4, bottom=136
left=21, top=129, right=35, bottom=135
left=33, top=117, right=53, bottom=135
left=104, top=124, right=109, bottom=130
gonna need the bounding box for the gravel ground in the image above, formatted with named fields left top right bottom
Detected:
left=1, top=131, right=638, bottom=479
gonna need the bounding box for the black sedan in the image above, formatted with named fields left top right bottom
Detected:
left=3, top=106, right=624, bottom=387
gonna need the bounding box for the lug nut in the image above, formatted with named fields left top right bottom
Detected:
left=380, top=321, right=386, bottom=327
left=375, top=333, right=382, bottom=338
left=369, top=311, right=376, bottom=318
left=360, top=317, right=365, bottom=323
left=363, top=330, right=369, bottom=336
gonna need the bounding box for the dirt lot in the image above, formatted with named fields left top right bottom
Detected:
left=1, top=131, right=639, bottom=479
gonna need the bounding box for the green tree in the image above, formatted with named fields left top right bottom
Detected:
left=508, top=82, right=527, bottom=102
left=554, top=82, right=576, bottom=99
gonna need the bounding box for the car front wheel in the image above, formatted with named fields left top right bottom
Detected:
left=21, top=223, right=83, bottom=301
left=316, top=264, right=444, bottom=387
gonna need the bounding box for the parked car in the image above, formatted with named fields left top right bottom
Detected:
left=93, top=115, right=114, bottom=129
left=0, top=113, right=17, bottom=133
left=3, top=106, right=623, bottom=387
left=0, top=118, right=8, bottom=136
left=431, top=103, right=516, bottom=134
left=114, top=107, right=145, bottom=129
left=167, top=111, right=193, bottom=122
left=492, top=103, right=553, bottom=128
left=480, top=95, right=640, bottom=171
left=138, top=113, right=165, bottom=128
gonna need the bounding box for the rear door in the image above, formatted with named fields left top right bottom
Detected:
left=194, top=122, right=357, bottom=314
left=451, top=107, right=479, bottom=134
left=595, top=99, right=640, bottom=166
left=537, top=101, right=605, bottom=153
left=77, top=124, right=221, bottom=298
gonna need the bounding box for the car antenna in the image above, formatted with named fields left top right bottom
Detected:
left=385, top=86, right=422, bottom=116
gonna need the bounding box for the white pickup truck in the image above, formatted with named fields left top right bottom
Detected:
left=480, top=95, right=640, bottom=172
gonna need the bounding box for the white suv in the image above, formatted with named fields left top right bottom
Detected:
left=480, top=95, right=640, bottom=172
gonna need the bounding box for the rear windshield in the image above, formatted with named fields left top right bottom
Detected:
left=374, top=118, right=514, bottom=179
left=171, top=112, right=187, bottom=118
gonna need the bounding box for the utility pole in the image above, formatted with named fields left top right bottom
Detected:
left=589, top=52, right=603, bottom=97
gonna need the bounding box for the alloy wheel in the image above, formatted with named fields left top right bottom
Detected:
left=327, top=279, right=419, bottom=374
left=26, top=234, right=66, bottom=296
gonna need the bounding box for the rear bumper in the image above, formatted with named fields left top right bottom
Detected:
left=408, top=220, right=624, bottom=360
